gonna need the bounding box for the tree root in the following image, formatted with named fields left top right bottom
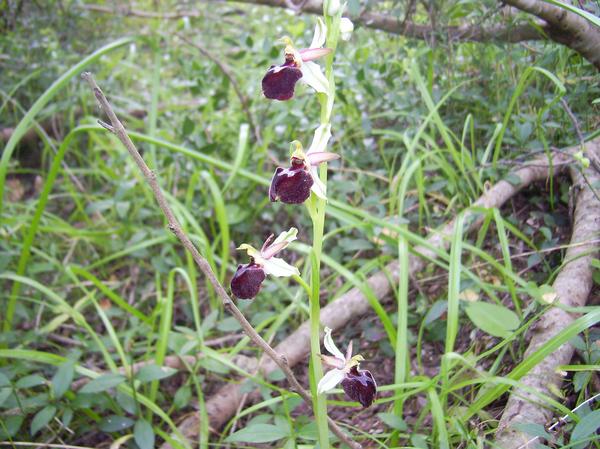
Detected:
left=494, top=138, right=600, bottom=448
left=162, top=146, right=580, bottom=448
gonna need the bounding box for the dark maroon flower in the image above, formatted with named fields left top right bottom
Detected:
left=318, top=327, right=377, bottom=408
left=262, top=55, right=303, bottom=101
left=269, top=139, right=339, bottom=204
left=230, top=262, right=266, bottom=299
left=269, top=158, right=314, bottom=204
left=261, top=36, right=331, bottom=101
left=341, top=366, right=377, bottom=408
left=230, top=228, right=300, bottom=299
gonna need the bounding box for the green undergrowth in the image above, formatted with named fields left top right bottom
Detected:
left=1, top=1, right=599, bottom=449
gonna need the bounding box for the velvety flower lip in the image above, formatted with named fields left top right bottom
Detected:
left=341, top=366, right=377, bottom=408
left=261, top=19, right=331, bottom=101
left=230, top=228, right=300, bottom=299
left=230, top=261, right=266, bottom=299
left=269, top=137, right=339, bottom=204
left=262, top=58, right=303, bottom=101
left=269, top=158, right=314, bottom=204
left=317, top=327, right=377, bottom=408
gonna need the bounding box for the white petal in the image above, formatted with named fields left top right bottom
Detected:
left=345, top=340, right=353, bottom=361
left=262, top=227, right=298, bottom=259
left=300, top=61, right=329, bottom=94
left=317, top=368, right=345, bottom=394
left=310, top=18, right=327, bottom=49
left=340, top=18, right=354, bottom=41
left=307, top=124, right=332, bottom=156
left=299, top=47, right=332, bottom=62
left=306, top=152, right=339, bottom=166
left=262, top=256, right=299, bottom=277
left=310, top=165, right=327, bottom=200
left=323, top=327, right=345, bottom=360
left=272, top=227, right=298, bottom=247
left=327, top=0, right=341, bottom=16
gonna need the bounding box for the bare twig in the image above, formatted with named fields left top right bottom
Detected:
left=81, top=72, right=361, bottom=449
left=560, top=98, right=585, bottom=147
left=80, top=3, right=204, bottom=19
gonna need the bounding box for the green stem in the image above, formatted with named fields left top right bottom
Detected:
left=308, top=11, right=342, bottom=449
left=309, top=203, right=329, bottom=449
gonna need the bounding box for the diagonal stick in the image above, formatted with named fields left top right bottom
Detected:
left=81, top=72, right=361, bottom=449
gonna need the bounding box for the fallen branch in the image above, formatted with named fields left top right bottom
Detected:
left=81, top=72, right=362, bottom=449
left=81, top=1, right=544, bottom=44
left=166, top=144, right=582, bottom=444
left=228, top=0, right=600, bottom=70
left=229, top=0, right=545, bottom=43
left=494, top=138, right=600, bottom=448
left=504, top=0, right=600, bottom=71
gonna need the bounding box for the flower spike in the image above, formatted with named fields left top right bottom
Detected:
left=317, top=327, right=377, bottom=408
left=230, top=228, right=300, bottom=299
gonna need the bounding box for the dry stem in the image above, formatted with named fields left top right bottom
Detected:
left=81, top=72, right=361, bottom=449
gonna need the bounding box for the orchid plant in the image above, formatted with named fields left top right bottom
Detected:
left=230, top=3, right=376, bottom=447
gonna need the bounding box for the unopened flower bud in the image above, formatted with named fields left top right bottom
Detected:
left=340, top=18, right=354, bottom=41
left=327, top=0, right=341, bottom=15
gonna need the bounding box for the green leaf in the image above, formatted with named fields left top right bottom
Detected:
left=173, top=385, right=191, bottom=409
left=134, top=419, right=155, bottom=449
left=411, top=434, right=429, bottom=449
left=377, top=412, right=408, bottom=431
left=0, top=387, right=12, bottom=406
left=182, top=116, right=195, bottom=137
left=424, top=300, right=447, bottom=325
left=225, top=423, right=290, bottom=443
left=136, top=364, right=177, bottom=382
left=16, top=374, right=46, bottom=389
left=571, top=410, right=600, bottom=449
left=297, top=422, right=318, bottom=441
left=0, top=372, right=10, bottom=387
left=52, top=361, right=74, bottom=398
left=0, top=415, right=23, bottom=438
left=465, top=301, right=520, bottom=338
left=79, top=373, right=126, bottom=394
left=62, top=408, right=73, bottom=427
left=505, top=173, right=523, bottom=186
left=513, top=422, right=552, bottom=441
left=100, top=415, right=135, bottom=432
left=30, top=405, right=56, bottom=436
left=116, top=390, right=137, bottom=415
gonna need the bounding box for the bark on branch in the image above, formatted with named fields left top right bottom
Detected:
left=494, top=137, right=600, bottom=449
left=227, top=0, right=600, bottom=70
left=81, top=1, right=543, bottom=43
left=164, top=145, right=582, bottom=446
left=504, top=0, right=600, bottom=70
left=226, top=0, right=544, bottom=42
